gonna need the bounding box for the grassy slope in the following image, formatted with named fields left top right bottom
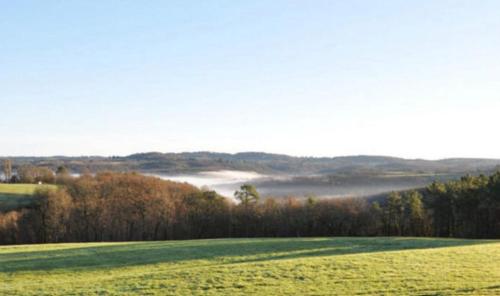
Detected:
left=1, top=238, right=499, bottom=295
left=0, top=184, right=57, bottom=212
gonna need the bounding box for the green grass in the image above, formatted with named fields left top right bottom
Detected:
left=0, top=184, right=57, bottom=212
left=1, top=237, right=498, bottom=295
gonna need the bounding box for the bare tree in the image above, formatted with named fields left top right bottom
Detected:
left=3, top=159, right=12, bottom=182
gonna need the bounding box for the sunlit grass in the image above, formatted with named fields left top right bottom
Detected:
left=0, top=183, right=57, bottom=195
left=0, top=183, right=57, bottom=212
left=1, top=237, right=498, bottom=295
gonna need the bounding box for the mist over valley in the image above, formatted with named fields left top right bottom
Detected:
left=4, top=152, right=500, bottom=199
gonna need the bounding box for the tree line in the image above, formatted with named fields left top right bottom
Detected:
left=0, top=171, right=499, bottom=244
left=2, top=160, right=72, bottom=184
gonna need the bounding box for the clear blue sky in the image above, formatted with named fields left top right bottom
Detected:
left=1, top=1, right=499, bottom=159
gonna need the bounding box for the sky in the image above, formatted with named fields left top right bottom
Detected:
left=1, top=1, right=500, bottom=159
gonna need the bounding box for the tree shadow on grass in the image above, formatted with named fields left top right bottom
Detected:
left=0, top=237, right=497, bottom=273
left=0, top=194, right=35, bottom=212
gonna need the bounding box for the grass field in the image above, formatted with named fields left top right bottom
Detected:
left=1, top=237, right=499, bottom=295
left=0, top=184, right=57, bottom=212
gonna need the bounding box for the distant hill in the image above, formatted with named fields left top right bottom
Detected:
left=2, top=152, right=500, bottom=176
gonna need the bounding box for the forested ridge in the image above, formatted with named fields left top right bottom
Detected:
left=3, top=152, right=500, bottom=174
left=0, top=170, right=498, bottom=244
